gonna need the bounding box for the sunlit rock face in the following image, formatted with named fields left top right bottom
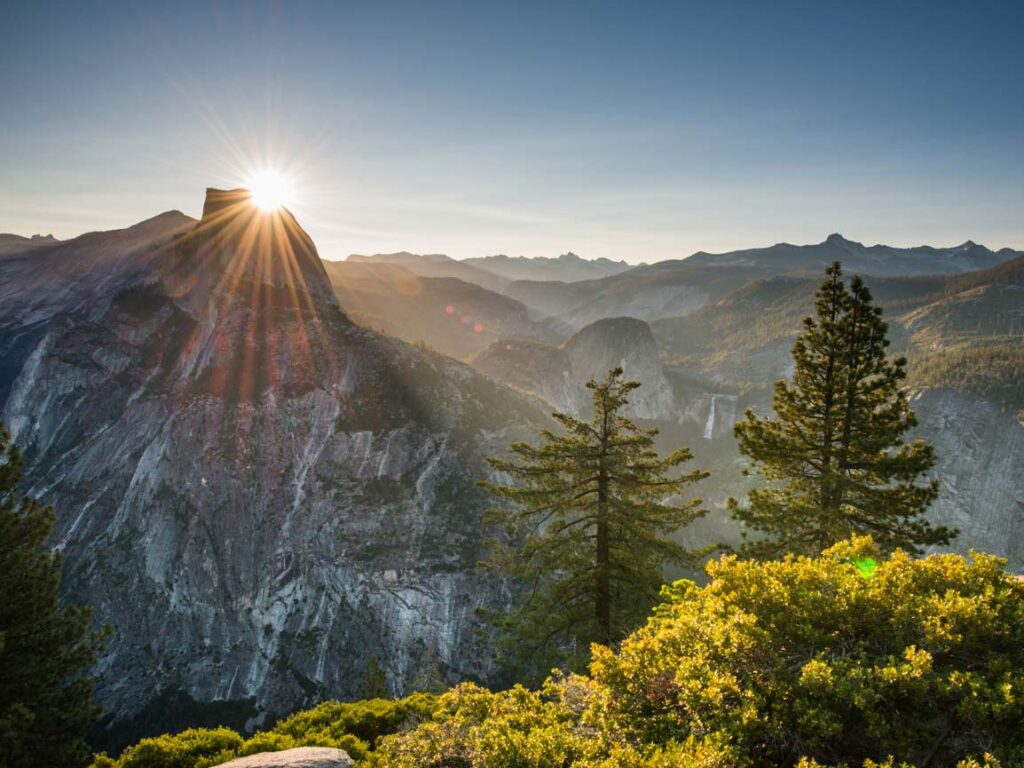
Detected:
left=1, top=190, right=543, bottom=748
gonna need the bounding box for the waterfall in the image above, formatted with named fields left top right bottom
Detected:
left=703, top=394, right=718, bottom=440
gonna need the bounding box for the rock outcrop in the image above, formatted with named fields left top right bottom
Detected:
left=215, top=747, right=353, bottom=768
left=1, top=189, right=545, bottom=748
left=562, top=317, right=675, bottom=420
left=472, top=317, right=675, bottom=420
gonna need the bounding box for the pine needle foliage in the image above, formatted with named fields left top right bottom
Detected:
left=480, top=367, right=707, bottom=679
left=729, top=262, right=954, bottom=557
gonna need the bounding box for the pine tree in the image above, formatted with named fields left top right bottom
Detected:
left=0, top=424, right=107, bottom=768
left=406, top=646, right=446, bottom=695
left=356, top=655, right=389, bottom=700
left=481, top=367, right=707, bottom=679
left=728, top=262, right=954, bottom=558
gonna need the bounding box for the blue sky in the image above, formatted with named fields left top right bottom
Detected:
left=2, top=0, right=1022, bottom=262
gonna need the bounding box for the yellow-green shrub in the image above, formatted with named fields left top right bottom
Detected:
left=90, top=693, right=437, bottom=767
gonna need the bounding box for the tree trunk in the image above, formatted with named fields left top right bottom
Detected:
left=818, top=273, right=841, bottom=533
left=595, top=396, right=611, bottom=643
left=595, top=479, right=610, bottom=643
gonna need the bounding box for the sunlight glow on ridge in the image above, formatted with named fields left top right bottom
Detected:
left=247, top=169, right=296, bottom=212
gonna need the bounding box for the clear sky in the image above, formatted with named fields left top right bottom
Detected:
left=2, top=0, right=1022, bottom=263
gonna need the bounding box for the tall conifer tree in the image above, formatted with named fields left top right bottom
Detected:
left=0, top=424, right=106, bottom=768
left=729, top=262, right=953, bottom=557
left=356, top=655, right=389, bottom=700
left=481, top=368, right=707, bottom=678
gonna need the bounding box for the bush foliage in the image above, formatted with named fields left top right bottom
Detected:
left=96, top=539, right=1024, bottom=768
left=89, top=694, right=437, bottom=768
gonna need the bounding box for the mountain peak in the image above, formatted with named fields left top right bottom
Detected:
left=825, top=233, right=856, bottom=246
left=168, top=187, right=336, bottom=309
left=201, top=187, right=253, bottom=221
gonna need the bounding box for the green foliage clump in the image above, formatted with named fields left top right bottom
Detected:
left=89, top=694, right=438, bottom=768
left=372, top=538, right=1024, bottom=768
left=369, top=679, right=613, bottom=768
left=481, top=367, right=707, bottom=680
left=0, top=423, right=108, bottom=768
left=271, top=693, right=437, bottom=755
left=89, top=727, right=245, bottom=768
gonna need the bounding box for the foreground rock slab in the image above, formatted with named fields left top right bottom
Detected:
left=215, top=747, right=354, bottom=768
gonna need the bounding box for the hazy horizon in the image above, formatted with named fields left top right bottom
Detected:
left=4, top=199, right=1019, bottom=267
left=3, top=0, right=1023, bottom=263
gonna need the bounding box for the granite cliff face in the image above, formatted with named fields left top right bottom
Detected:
left=910, top=389, right=1024, bottom=565
left=1, top=190, right=544, bottom=746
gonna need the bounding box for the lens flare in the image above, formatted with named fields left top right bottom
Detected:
left=247, top=170, right=296, bottom=211
left=854, top=557, right=878, bottom=579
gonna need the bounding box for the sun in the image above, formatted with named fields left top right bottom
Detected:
left=247, top=169, right=296, bottom=211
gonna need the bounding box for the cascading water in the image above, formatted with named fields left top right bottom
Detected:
left=704, top=394, right=718, bottom=440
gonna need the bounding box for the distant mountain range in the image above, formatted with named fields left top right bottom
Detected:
left=684, top=233, right=1014, bottom=275
left=505, top=234, right=1023, bottom=330
left=462, top=251, right=635, bottom=283
left=344, top=249, right=635, bottom=288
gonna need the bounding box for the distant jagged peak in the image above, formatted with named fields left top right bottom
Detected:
left=475, top=251, right=630, bottom=266
left=346, top=251, right=454, bottom=263
left=463, top=251, right=635, bottom=284
left=824, top=233, right=863, bottom=248
left=953, top=239, right=994, bottom=254
left=0, top=231, right=62, bottom=257
left=0, top=232, right=59, bottom=243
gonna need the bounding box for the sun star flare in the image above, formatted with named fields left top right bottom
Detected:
left=247, top=169, right=296, bottom=212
